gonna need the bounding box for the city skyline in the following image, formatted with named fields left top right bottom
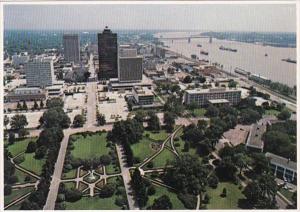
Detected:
left=4, top=4, right=296, bottom=32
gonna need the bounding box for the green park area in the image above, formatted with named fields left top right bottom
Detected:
left=4, top=187, right=34, bottom=206
left=7, top=137, right=37, bottom=157
left=145, top=184, right=186, bottom=209
left=65, top=176, right=126, bottom=210
left=264, top=109, right=280, bottom=116
left=190, top=108, right=207, bottom=117
left=65, top=131, right=120, bottom=177
left=132, top=130, right=170, bottom=166
left=279, top=188, right=295, bottom=202
left=65, top=195, right=121, bottom=210
left=205, top=182, right=245, bottom=209
left=151, top=149, right=176, bottom=168
left=14, top=169, right=36, bottom=183
left=18, top=153, right=46, bottom=175
left=71, top=132, right=110, bottom=159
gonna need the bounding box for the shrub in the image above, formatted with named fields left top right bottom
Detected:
left=203, top=194, right=210, bottom=204
left=4, top=185, right=12, bottom=195
left=8, top=175, right=18, bottom=184
left=208, top=174, right=219, bottom=189
left=147, top=185, right=156, bottom=196
left=99, top=183, right=115, bottom=198
left=147, top=161, right=154, bottom=169
left=26, top=141, right=37, bottom=153
left=35, top=146, right=47, bottom=159
left=177, top=193, right=197, bottom=209
left=221, top=188, right=227, bottom=197
left=116, top=186, right=126, bottom=196
left=24, top=176, right=31, bottom=182
left=174, top=143, right=180, bottom=147
left=65, top=188, right=82, bottom=202
left=100, top=155, right=111, bottom=166
left=115, top=196, right=127, bottom=207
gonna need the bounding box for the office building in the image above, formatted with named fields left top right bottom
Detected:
left=245, top=123, right=266, bottom=152
left=132, top=86, right=154, bottom=105
left=63, top=34, right=80, bottom=64
left=25, top=58, right=55, bottom=88
left=118, top=48, right=143, bottom=83
left=184, top=88, right=241, bottom=107
left=12, top=52, right=30, bottom=68
left=5, top=87, right=46, bottom=102
left=266, top=152, right=297, bottom=183
left=98, top=27, right=118, bottom=79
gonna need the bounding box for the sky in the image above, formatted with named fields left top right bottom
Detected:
left=4, top=4, right=296, bottom=32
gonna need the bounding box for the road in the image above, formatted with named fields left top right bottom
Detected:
left=44, top=81, right=98, bottom=210
left=115, top=145, right=139, bottom=210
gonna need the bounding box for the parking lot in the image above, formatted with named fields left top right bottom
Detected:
left=97, top=91, right=129, bottom=123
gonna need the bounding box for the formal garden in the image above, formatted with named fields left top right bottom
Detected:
left=4, top=136, right=45, bottom=209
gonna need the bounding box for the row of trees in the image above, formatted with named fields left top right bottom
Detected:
left=20, top=98, right=66, bottom=209
left=15, top=100, right=45, bottom=111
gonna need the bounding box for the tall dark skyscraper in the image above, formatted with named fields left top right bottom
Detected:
left=97, top=27, right=118, bottom=79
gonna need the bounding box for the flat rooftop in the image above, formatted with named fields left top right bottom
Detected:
left=133, top=86, right=153, bottom=96
left=246, top=123, right=266, bottom=149
left=265, top=152, right=296, bottom=171
left=208, top=99, right=229, bottom=104
left=186, top=88, right=241, bottom=95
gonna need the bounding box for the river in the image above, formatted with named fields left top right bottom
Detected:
left=155, top=32, right=296, bottom=87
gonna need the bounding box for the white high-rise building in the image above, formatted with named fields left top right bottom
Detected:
left=63, top=34, right=80, bottom=64
left=25, top=57, right=55, bottom=88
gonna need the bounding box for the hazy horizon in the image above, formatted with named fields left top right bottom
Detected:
left=4, top=4, right=296, bottom=32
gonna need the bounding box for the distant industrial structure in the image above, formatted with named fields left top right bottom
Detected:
left=98, top=27, right=118, bottom=79
left=63, top=34, right=80, bottom=64
left=25, top=57, right=55, bottom=88
left=184, top=88, right=241, bottom=107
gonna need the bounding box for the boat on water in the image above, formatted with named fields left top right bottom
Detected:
left=282, top=58, right=296, bottom=64
left=200, top=50, right=208, bottom=55
left=219, top=46, right=237, bottom=52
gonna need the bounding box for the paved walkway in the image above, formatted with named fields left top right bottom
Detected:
left=116, top=144, right=139, bottom=210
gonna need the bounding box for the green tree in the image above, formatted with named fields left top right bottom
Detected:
left=239, top=108, right=261, bottom=124
left=97, top=113, right=106, bottom=126
left=205, top=104, right=219, bottom=117
left=17, top=102, right=22, bottom=110
left=147, top=111, right=161, bottom=131
left=151, top=195, right=173, bottom=209
left=228, top=80, right=237, bottom=88
left=163, top=112, right=175, bottom=132
left=233, top=153, right=251, bottom=174
left=164, top=155, right=209, bottom=202
left=22, top=101, right=28, bottom=111
left=99, top=183, right=115, bottom=198
left=4, top=115, right=9, bottom=130
left=46, top=97, right=64, bottom=108
left=72, top=114, right=85, bottom=128
left=8, top=132, right=15, bottom=145
left=33, top=100, right=39, bottom=110
left=10, top=114, right=28, bottom=131
left=40, top=100, right=44, bottom=109
left=131, top=168, right=148, bottom=207
left=277, top=109, right=291, bottom=120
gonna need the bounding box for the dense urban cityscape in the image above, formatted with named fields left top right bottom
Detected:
left=3, top=3, right=297, bottom=211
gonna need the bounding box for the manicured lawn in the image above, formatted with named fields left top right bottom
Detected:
left=279, top=188, right=295, bottom=202
left=18, top=153, right=45, bottom=175
left=7, top=137, right=37, bottom=157
left=106, top=163, right=120, bottom=175
left=152, top=149, right=176, bottom=168
left=62, top=169, right=77, bottom=179
left=70, top=132, right=110, bottom=159
left=143, top=130, right=169, bottom=142
left=14, top=169, right=36, bottom=183
left=206, top=182, right=245, bottom=209
left=4, top=187, right=34, bottom=206
left=264, top=109, right=280, bottom=116
left=145, top=184, right=186, bottom=209
left=63, top=182, right=76, bottom=190
left=131, top=137, right=157, bottom=165
left=191, top=108, right=207, bottom=117
left=65, top=196, right=122, bottom=210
